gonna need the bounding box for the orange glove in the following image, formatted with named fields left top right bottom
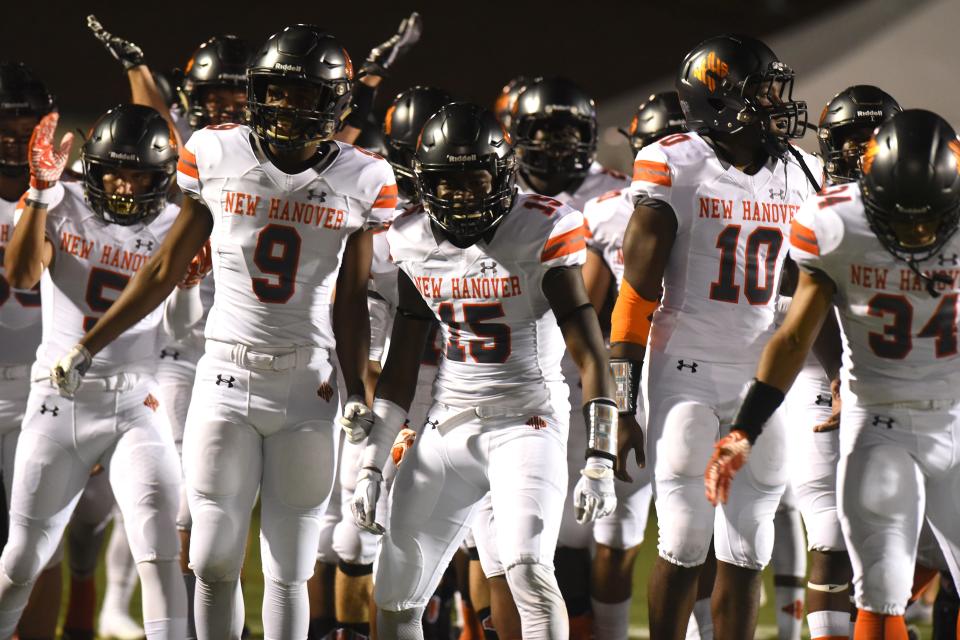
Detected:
left=390, top=427, right=416, bottom=467
left=704, top=429, right=752, bottom=506
left=28, top=112, right=73, bottom=190
left=178, top=240, right=213, bottom=289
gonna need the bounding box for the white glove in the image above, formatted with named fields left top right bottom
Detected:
left=351, top=467, right=385, bottom=535
left=573, top=456, right=617, bottom=524
left=50, top=344, right=92, bottom=398
left=338, top=395, right=374, bottom=444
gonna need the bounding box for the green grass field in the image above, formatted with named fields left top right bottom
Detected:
left=64, top=503, right=936, bottom=639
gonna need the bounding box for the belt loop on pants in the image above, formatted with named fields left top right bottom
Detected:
left=79, top=372, right=139, bottom=393
left=206, top=340, right=318, bottom=372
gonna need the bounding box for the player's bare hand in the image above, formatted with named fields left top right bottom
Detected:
left=50, top=344, right=92, bottom=399
left=339, top=395, right=374, bottom=444
left=178, top=240, right=213, bottom=289
left=360, top=11, right=422, bottom=77
left=704, top=429, right=751, bottom=506
left=352, top=467, right=385, bottom=535
left=28, top=112, right=73, bottom=190
left=615, top=413, right=645, bottom=482
left=86, top=15, right=145, bottom=70
left=390, top=427, right=416, bottom=468
left=813, top=378, right=841, bottom=433
left=573, top=457, right=617, bottom=524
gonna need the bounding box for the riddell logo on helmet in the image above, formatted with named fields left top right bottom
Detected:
left=856, top=110, right=884, bottom=118
left=108, top=151, right=138, bottom=161
left=273, top=62, right=302, bottom=72
left=691, top=51, right=729, bottom=93
left=0, top=101, right=28, bottom=109
left=447, top=154, right=477, bottom=162
left=221, top=73, right=246, bottom=82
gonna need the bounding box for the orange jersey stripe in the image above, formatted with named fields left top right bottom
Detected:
left=180, top=146, right=197, bottom=166
left=790, top=219, right=819, bottom=255
left=177, top=159, right=199, bottom=179
left=632, top=160, right=671, bottom=186
left=373, top=184, right=399, bottom=209
left=541, top=226, right=586, bottom=262
left=597, top=189, right=622, bottom=203
left=582, top=221, right=594, bottom=239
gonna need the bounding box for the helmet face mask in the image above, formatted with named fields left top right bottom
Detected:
left=81, top=160, right=174, bottom=226
left=819, top=124, right=875, bottom=183
left=248, top=76, right=349, bottom=149
left=818, top=85, right=902, bottom=184
left=0, top=62, right=54, bottom=177
left=189, top=84, right=248, bottom=129
left=182, top=35, right=252, bottom=130
left=515, top=115, right=594, bottom=180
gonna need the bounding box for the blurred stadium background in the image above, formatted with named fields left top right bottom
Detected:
left=7, top=0, right=952, bottom=635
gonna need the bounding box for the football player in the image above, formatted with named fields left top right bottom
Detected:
left=2, top=104, right=186, bottom=637
left=341, top=102, right=632, bottom=639
left=705, top=108, right=960, bottom=640
left=493, top=76, right=532, bottom=133
left=783, top=85, right=902, bottom=640
left=609, top=34, right=822, bottom=639
left=494, top=75, right=629, bottom=638
left=53, top=25, right=397, bottom=637
left=581, top=90, right=685, bottom=640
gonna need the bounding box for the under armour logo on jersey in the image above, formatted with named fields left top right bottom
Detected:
left=814, top=394, right=832, bottom=407
left=425, top=417, right=440, bottom=430
left=159, top=349, right=180, bottom=360
left=40, top=403, right=59, bottom=416
left=479, top=260, right=498, bottom=276
left=769, top=188, right=786, bottom=200
left=306, top=188, right=327, bottom=202
left=677, top=360, right=699, bottom=372
left=134, top=239, right=154, bottom=251
left=871, top=415, right=895, bottom=428
left=215, top=374, right=236, bottom=388
left=316, top=382, right=334, bottom=402
left=938, top=253, right=960, bottom=266
left=526, top=416, right=547, bottom=430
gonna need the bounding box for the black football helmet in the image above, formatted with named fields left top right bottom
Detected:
left=620, top=91, right=687, bottom=155
left=415, top=103, right=516, bottom=245
left=861, top=109, right=960, bottom=267
left=182, top=35, right=252, bottom=130
left=677, top=34, right=806, bottom=155
left=0, top=62, right=55, bottom=177
left=818, top=85, right=901, bottom=184
left=81, top=104, right=177, bottom=226
left=512, top=77, right=597, bottom=182
left=493, top=75, right=532, bottom=131
left=247, top=25, right=353, bottom=150
left=384, top=86, right=454, bottom=199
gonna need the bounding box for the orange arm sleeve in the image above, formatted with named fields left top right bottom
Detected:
left=610, top=279, right=658, bottom=346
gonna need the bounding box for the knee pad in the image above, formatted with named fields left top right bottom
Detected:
left=504, top=562, right=568, bottom=637
left=332, top=518, right=377, bottom=565
left=656, top=402, right=717, bottom=478
left=259, top=515, right=323, bottom=585
left=1, top=520, right=59, bottom=585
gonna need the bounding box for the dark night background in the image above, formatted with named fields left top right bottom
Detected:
left=5, top=0, right=852, bottom=122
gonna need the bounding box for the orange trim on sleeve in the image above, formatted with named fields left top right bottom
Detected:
left=180, top=146, right=197, bottom=165
left=582, top=221, right=594, bottom=239
left=177, top=158, right=199, bottom=179
left=373, top=183, right=399, bottom=209
left=632, top=160, right=671, bottom=186
left=790, top=219, right=820, bottom=256
left=610, top=279, right=658, bottom=347
left=541, top=226, right=586, bottom=262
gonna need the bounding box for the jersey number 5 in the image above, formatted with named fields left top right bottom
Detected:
left=709, top=225, right=784, bottom=305
left=84, top=268, right=130, bottom=331
left=252, top=224, right=301, bottom=303
left=437, top=302, right=511, bottom=364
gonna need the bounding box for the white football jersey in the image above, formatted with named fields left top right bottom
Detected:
left=790, top=183, right=960, bottom=405
left=518, top=161, right=628, bottom=212
left=629, top=131, right=822, bottom=363
left=177, top=124, right=397, bottom=350
left=0, top=195, right=42, bottom=365
left=387, top=193, right=586, bottom=412
left=15, top=182, right=179, bottom=375
left=583, top=188, right=631, bottom=291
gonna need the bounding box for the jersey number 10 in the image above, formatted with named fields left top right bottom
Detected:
left=709, top=225, right=784, bottom=305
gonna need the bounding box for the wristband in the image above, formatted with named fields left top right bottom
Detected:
left=583, top=397, right=618, bottom=462
left=732, top=379, right=786, bottom=444
left=26, top=185, right=56, bottom=207
left=360, top=397, right=408, bottom=471
left=610, top=280, right=658, bottom=346
left=345, top=82, right=377, bottom=129
left=609, top=358, right=641, bottom=415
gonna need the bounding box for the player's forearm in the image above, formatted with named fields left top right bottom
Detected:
left=6, top=206, right=49, bottom=288
left=754, top=327, right=815, bottom=393
left=334, top=294, right=370, bottom=398
left=579, top=355, right=616, bottom=404
left=81, top=252, right=182, bottom=355
left=373, top=317, right=430, bottom=410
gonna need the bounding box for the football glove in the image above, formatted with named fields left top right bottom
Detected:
left=28, top=113, right=73, bottom=190
left=360, top=12, right=422, bottom=77
left=178, top=240, right=213, bottom=289
left=351, top=467, right=385, bottom=535
left=573, top=456, right=617, bottom=524
left=390, top=427, right=416, bottom=467
left=50, top=344, right=92, bottom=398
left=704, top=429, right=752, bottom=506
left=86, top=15, right=145, bottom=70
left=339, top=395, right=374, bottom=444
